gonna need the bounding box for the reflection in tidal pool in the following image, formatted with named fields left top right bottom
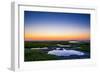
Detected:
left=48, top=48, right=85, bottom=56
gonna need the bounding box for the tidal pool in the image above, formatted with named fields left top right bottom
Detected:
left=48, top=48, right=85, bottom=56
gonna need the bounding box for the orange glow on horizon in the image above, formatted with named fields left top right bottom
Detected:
left=25, top=33, right=90, bottom=41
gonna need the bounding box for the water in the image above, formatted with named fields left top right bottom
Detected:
left=48, top=48, right=85, bottom=56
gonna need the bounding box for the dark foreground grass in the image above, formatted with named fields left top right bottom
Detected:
left=24, top=49, right=58, bottom=61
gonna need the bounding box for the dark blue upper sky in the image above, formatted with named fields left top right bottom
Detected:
left=24, top=11, right=90, bottom=28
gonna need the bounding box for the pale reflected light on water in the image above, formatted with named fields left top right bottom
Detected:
left=48, top=48, right=85, bottom=56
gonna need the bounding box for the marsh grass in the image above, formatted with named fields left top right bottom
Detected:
left=24, top=49, right=58, bottom=61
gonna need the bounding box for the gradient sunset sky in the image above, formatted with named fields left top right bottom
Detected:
left=24, top=11, right=90, bottom=41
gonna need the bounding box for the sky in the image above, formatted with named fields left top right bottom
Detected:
left=24, top=11, right=90, bottom=41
